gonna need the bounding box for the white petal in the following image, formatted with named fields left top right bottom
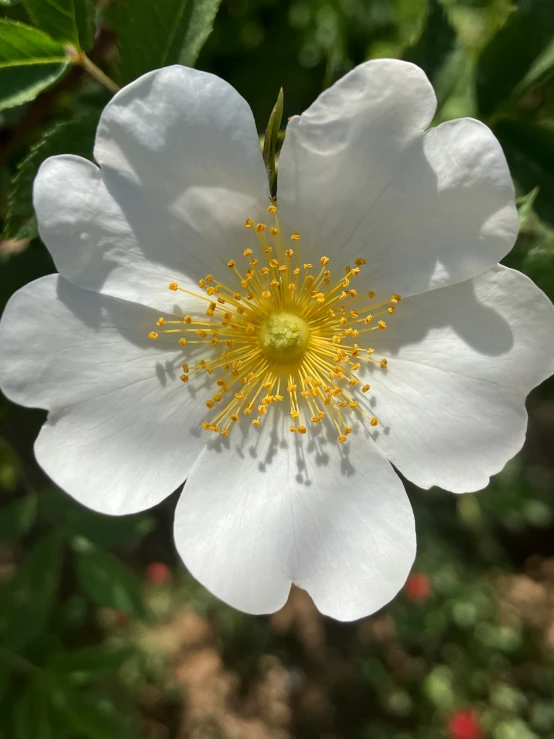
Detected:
left=174, top=417, right=415, bottom=621
left=0, top=275, right=209, bottom=514
left=278, top=60, right=517, bottom=298
left=34, top=66, right=269, bottom=312
left=366, top=266, right=554, bottom=492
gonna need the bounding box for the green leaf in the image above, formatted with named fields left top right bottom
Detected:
left=476, top=0, right=554, bottom=117
left=263, top=87, right=284, bottom=197
left=496, top=118, right=554, bottom=225
left=0, top=20, right=68, bottom=66
left=13, top=678, right=52, bottom=739
left=118, top=0, right=223, bottom=84
left=0, top=20, right=69, bottom=110
left=0, top=534, right=62, bottom=649
left=23, top=0, right=95, bottom=50
left=76, top=545, right=146, bottom=616
left=40, top=488, right=155, bottom=548
left=5, top=112, right=100, bottom=239
left=0, top=0, right=22, bottom=6
left=403, top=0, right=458, bottom=97
left=49, top=681, right=127, bottom=739
left=48, top=645, right=133, bottom=681
left=0, top=495, right=37, bottom=543
left=517, top=186, right=540, bottom=229
left=178, top=0, right=222, bottom=68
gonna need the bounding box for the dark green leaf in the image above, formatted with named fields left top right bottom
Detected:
left=49, top=681, right=127, bottom=739
left=403, top=0, right=457, bottom=96
left=76, top=546, right=146, bottom=616
left=0, top=20, right=69, bottom=110
left=0, top=0, right=22, bottom=6
left=0, top=534, right=63, bottom=649
left=496, top=118, right=554, bottom=226
left=48, top=645, right=133, bottom=681
left=118, top=0, right=223, bottom=84
left=23, top=0, right=95, bottom=49
left=40, top=488, right=155, bottom=548
left=5, top=112, right=100, bottom=239
left=13, top=678, right=52, bottom=739
left=476, top=0, right=554, bottom=117
left=0, top=495, right=37, bottom=543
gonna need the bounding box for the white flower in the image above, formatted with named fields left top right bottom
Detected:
left=1, top=60, right=553, bottom=621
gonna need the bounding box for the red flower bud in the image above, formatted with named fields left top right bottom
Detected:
left=448, top=710, right=483, bottom=739
left=404, top=572, right=431, bottom=602
left=146, top=561, right=171, bottom=584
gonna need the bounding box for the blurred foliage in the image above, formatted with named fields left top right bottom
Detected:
left=1, top=0, right=554, bottom=736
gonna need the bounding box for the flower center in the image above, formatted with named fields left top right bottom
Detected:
left=258, top=311, right=310, bottom=362
left=148, top=204, right=401, bottom=443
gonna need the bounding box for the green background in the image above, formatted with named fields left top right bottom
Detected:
left=1, top=0, right=554, bottom=737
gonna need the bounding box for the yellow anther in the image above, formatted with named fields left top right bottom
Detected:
left=298, top=426, right=307, bottom=434
left=278, top=265, right=287, bottom=273
left=268, top=204, right=277, bottom=214
left=243, top=248, right=253, bottom=257
left=378, top=320, right=386, bottom=330
left=231, top=414, right=239, bottom=422
left=270, top=258, right=279, bottom=268
left=206, top=287, right=216, bottom=296
left=290, top=410, right=300, bottom=419
left=367, top=347, right=374, bottom=355
left=269, top=226, right=278, bottom=236
left=368, top=291, right=375, bottom=299
left=380, top=358, right=388, bottom=369
left=320, top=256, right=329, bottom=267
left=227, top=260, right=236, bottom=269
left=261, top=267, right=270, bottom=276
left=303, top=263, right=312, bottom=269
left=284, top=248, right=294, bottom=258
left=391, top=294, right=402, bottom=303
left=205, top=274, right=213, bottom=284
left=370, top=416, right=379, bottom=427
left=293, top=267, right=300, bottom=276
left=291, top=232, right=301, bottom=240
left=179, top=338, right=187, bottom=347
left=270, top=279, right=279, bottom=287
left=148, top=332, right=158, bottom=340
left=290, top=426, right=297, bottom=433
left=182, top=363, right=189, bottom=372
left=315, top=293, right=325, bottom=303
left=362, top=384, right=370, bottom=393
left=388, top=306, right=395, bottom=315
left=168, top=281, right=179, bottom=291
left=262, top=290, right=271, bottom=299
left=343, top=427, right=352, bottom=436
left=205, top=400, right=215, bottom=409
left=245, top=218, right=254, bottom=228
left=252, top=419, right=261, bottom=426
left=354, top=258, right=367, bottom=266
left=364, top=315, right=372, bottom=324
left=255, top=223, right=267, bottom=232
left=338, top=435, right=347, bottom=444
left=289, top=283, right=296, bottom=291
left=180, top=374, right=189, bottom=383
left=156, top=317, right=166, bottom=326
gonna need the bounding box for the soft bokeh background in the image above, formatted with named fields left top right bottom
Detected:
left=1, top=0, right=554, bottom=737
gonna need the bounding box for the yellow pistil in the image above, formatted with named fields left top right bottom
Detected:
left=148, top=206, right=400, bottom=444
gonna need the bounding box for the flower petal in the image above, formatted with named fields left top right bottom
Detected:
left=34, top=66, right=270, bottom=312
left=174, top=418, right=415, bottom=621
left=278, top=59, right=517, bottom=298
left=365, top=266, right=554, bottom=492
left=0, top=275, right=208, bottom=514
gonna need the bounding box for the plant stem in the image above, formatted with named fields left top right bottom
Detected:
left=80, top=53, right=120, bottom=94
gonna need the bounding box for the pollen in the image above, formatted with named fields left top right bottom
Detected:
left=148, top=208, right=399, bottom=443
